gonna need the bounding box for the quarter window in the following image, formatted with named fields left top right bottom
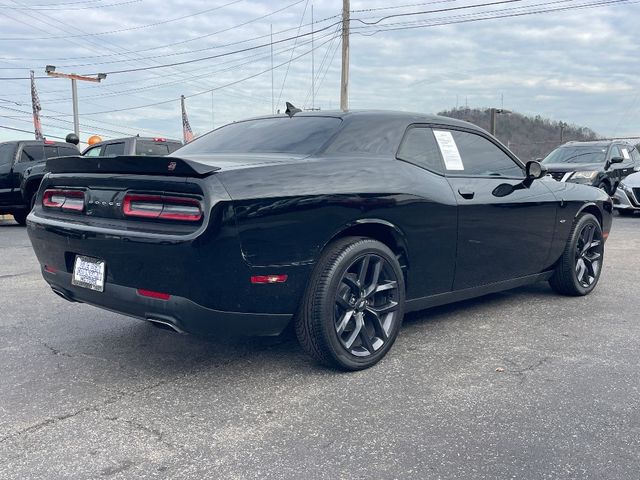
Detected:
left=396, top=127, right=444, bottom=174
left=19, top=145, right=45, bottom=163
left=444, top=130, right=523, bottom=177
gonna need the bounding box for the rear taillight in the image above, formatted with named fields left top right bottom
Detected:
left=42, top=189, right=85, bottom=212
left=123, top=194, right=202, bottom=221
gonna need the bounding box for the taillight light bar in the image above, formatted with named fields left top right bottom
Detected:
left=42, top=189, right=85, bottom=212
left=123, top=194, right=202, bottom=221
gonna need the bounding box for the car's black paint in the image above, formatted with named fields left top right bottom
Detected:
left=0, top=140, right=80, bottom=220
left=27, top=111, right=612, bottom=337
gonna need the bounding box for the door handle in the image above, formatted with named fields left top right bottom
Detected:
left=458, top=189, right=475, bottom=199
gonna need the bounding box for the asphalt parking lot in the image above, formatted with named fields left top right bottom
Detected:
left=0, top=214, right=638, bottom=479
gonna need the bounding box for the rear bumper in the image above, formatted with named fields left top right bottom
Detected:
left=43, top=268, right=292, bottom=336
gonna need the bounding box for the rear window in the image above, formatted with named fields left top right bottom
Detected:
left=103, top=142, right=125, bottom=157
left=176, top=117, right=342, bottom=155
left=58, top=146, right=79, bottom=156
left=136, top=141, right=173, bottom=156
left=20, top=145, right=45, bottom=163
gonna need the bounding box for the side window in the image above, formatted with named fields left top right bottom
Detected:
left=102, top=142, right=125, bottom=157
left=619, top=146, right=633, bottom=167
left=0, top=143, right=16, bottom=167
left=396, top=127, right=444, bottom=174
left=84, top=146, right=102, bottom=157
left=19, top=145, right=45, bottom=163
left=609, top=145, right=621, bottom=160
left=58, top=146, right=79, bottom=157
left=44, top=146, right=59, bottom=159
left=442, top=130, right=523, bottom=177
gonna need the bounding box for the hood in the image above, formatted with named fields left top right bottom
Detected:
left=542, top=162, right=603, bottom=173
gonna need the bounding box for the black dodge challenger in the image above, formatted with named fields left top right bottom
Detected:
left=27, top=111, right=612, bottom=370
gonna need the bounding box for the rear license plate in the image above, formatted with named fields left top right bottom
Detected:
left=72, top=255, right=105, bottom=292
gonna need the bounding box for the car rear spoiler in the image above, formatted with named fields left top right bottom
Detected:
left=46, top=155, right=220, bottom=178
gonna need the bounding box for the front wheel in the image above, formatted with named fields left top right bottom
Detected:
left=549, top=213, right=604, bottom=296
left=295, top=237, right=405, bottom=370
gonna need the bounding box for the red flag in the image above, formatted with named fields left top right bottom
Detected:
left=181, top=95, right=194, bottom=143
left=30, top=70, right=43, bottom=140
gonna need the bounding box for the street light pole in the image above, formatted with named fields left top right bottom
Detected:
left=45, top=65, right=106, bottom=139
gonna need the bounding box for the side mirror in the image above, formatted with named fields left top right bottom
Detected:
left=610, top=156, right=624, bottom=164
left=525, top=160, right=546, bottom=180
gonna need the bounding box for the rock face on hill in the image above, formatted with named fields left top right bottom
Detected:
left=439, top=107, right=599, bottom=161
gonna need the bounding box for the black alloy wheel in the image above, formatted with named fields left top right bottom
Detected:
left=574, top=222, right=603, bottom=288
left=334, top=253, right=400, bottom=357
left=550, top=213, right=604, bottom=296
left=296, top=237, right=405, bottom=370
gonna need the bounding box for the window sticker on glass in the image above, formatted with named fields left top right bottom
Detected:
left=433, top=130, right=464, bottom=170
left=621, top=148, right=630, bottom=160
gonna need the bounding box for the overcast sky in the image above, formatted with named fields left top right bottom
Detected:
left=0, top=0, right=638, bottom=145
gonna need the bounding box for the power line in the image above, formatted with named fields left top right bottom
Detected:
left=0, top=0, right=244, bottom=40
left=351, top=0, right=634, bottom=35
left=276, top=0, right=310, bottom=109
left=0, top=124, right=66, bottom=139
left=53, top=33, right=340, bottom=117
left=0, top=0, right=141, bottom=10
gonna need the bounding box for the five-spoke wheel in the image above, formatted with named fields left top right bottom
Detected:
left=334, top=254, right=400, bottom=357
left=550, top=213, right=604, bottom=296
left=295, top=237, right=405, bottom=370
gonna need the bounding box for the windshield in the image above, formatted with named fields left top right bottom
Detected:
left=175, top=117, right=342, bottom=156
left=542, top=145, right=607, bottom=164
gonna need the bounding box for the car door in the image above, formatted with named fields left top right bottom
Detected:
left=10, top=144, right=45, bottom=204
left=0, top=143, right=17, bottom=205
left=617, top=145, right=636, bottom=178
left=437, top=127, right=558, bottom=290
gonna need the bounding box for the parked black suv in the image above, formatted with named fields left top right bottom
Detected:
left=82, top=136, right=182, bottom=157
left=0, top=140, right=80, bottom=225
left=542, top=140, right=640, bottom=195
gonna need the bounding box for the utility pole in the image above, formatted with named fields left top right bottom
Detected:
left=45, top=65, right=106, bottom=138
left=311, top=4, right=315, bottom=110
left=270, top=24, right=274, bottom=115
left=559, top=121, right=567, bottom=143
left=490, top=107, right=511, bottom=136
left=340, top=0, right=350, bottom=111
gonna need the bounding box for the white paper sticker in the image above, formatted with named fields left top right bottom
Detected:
left=433, top=130, right=464, bottom=170
left=621, top=148, right=630, bottom=160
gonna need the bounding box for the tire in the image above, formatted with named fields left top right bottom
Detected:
left=295, top=237, right=405, bottom=370
left=549, top=213, right=604, bottom=296
left=12, top=211, right=27, bottom=226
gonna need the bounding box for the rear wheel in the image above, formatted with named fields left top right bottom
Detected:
left=549, top=213, right=604, bottom=296
left=295, top=237, right=405, bottom=370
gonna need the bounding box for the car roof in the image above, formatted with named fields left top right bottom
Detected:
left=563, top=140, right=633, bottom=147
left=85, top=136, right=182, bottom=148
left=0, top=139, right=77, bottom=147
left=237, top=109, right=481, bottom=131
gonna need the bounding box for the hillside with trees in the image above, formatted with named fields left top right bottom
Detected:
left=438, top=107, right=599, bottom=162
